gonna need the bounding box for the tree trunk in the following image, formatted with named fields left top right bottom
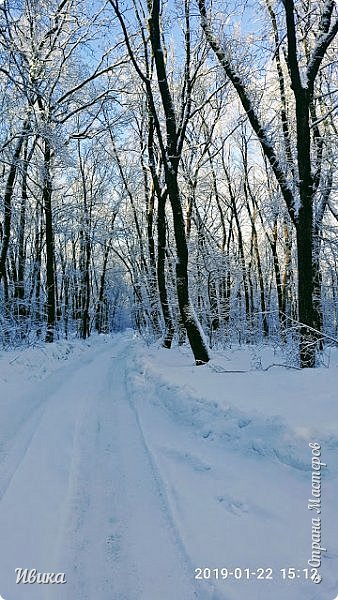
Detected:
left=296, top=221, right=315, bottom=366
left=43, top=139, right=56, bottom=343
left=0, top=125, right=28, bottom=283
left=148, top=0, right=210, bottom=364
left=157, top=192, right=175, bottom=348
left=96, top=241, right=111, bottom=334
left=166, top=171, right=209, bottom=363
left=15, top=139, right=28, bottom=325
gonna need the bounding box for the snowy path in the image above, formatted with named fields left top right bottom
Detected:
left=0, top=338, right=200, bottom=600
left=1, top=335, right=338, bottom=600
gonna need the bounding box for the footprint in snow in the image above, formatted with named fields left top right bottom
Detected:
left=216, top=495, right=248, bottom=515
left=106, top=533, right=122, bottom=559
left=160, top=446, right=212, bottom=472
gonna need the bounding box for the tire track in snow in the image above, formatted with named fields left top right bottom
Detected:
left=107, top=354, right=202, bottom=600
left=123, top=365, right=226, bottom=600
left=0, top=346, right=105, bottom=504
left=0, top=342, right=116, bottom=600
left=123, top=372, right=212, bottom=600
left=49, top=344, right=203, bottom=600
left=48, top=350, right=131, bottom=600
left=0, top=401, right=46, bottom=502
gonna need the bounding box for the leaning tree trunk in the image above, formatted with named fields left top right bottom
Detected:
left=146, top=108, right=175, bottom=348
left=110, top=0, right=209, bottom=363
left=147, top=0, right=210, bottom=364
left=166, top=171, right=209, bottom=363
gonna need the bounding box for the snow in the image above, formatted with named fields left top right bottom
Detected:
left=0, top=333, right=337, bottom=600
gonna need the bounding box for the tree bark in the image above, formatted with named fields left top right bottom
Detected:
left=0, top=124, right=28, bottom=283
left=43, top=139, right=56, bottom=343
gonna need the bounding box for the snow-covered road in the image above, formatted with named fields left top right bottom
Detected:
left=0, top=337, right=201, bottom=600
left=0, top=334, right=337, bottom=600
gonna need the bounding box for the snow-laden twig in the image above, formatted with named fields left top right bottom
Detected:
left=261, top=363, right=301, bottom=371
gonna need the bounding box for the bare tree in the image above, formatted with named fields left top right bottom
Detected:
left=109, top=0, right=210, bottom=363
left=198, top=0, right=338, bottom=366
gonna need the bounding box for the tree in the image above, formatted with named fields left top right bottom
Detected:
left=198, top=0, right=338, bottom=366
left=109, top=0, right=210, bottom=364
left=0, top=0, right=123, bottom=342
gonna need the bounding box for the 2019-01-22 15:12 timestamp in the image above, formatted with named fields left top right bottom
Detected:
left=194, top=567, right=322, bottom=582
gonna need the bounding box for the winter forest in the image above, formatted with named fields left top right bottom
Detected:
left=0, top=0, right=337, bottom=367
left=0, top=2, right=338, bottom=600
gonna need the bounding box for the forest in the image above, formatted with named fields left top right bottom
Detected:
left=1, top=3, right=338, bottom=599
left=0, top=0, right=337, bottom=368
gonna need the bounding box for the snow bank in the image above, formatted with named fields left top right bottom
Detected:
left=125, top=341, right=338, bottom=473
left=124, top=338, right=338, bottom=600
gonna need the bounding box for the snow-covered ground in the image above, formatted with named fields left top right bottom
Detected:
left=0, top=332, right=337, bottom=600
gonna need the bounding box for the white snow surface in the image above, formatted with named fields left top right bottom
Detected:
left=0, top=332, right=337, bottom=600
